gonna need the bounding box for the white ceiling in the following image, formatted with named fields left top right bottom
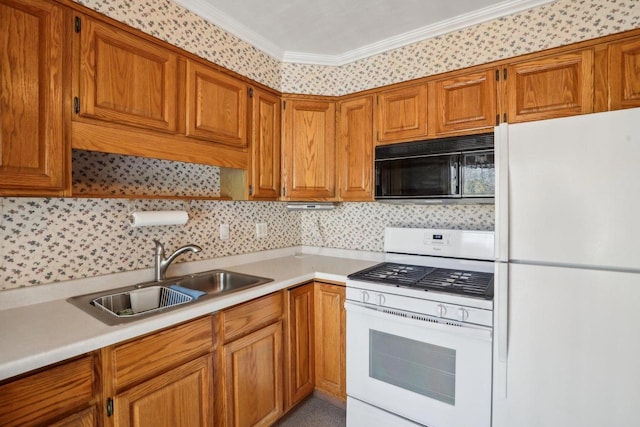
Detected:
left=173, top=0, right=556, bottom=65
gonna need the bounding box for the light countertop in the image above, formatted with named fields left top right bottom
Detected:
left=0, top=247, right=381, bottom=381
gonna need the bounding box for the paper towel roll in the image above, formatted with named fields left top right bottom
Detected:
left=128, top=210, right=189, bottom=228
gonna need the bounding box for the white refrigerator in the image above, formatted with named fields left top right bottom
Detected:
left=492, top=108, right=640, bottom=427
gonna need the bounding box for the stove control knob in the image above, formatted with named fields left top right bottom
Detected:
left=376, top=294, right=386, bottom=306
left=457, top=308, right=469, bottom=321
left=361, top=290, right=370, bottom=303
left=436, top=304, right=447, bottom=317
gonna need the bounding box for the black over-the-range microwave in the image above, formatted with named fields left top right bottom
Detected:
left=374, top=132, right=495, bottom=203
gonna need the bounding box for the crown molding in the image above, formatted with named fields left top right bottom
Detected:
left=174, top=0, right=557, bottom=67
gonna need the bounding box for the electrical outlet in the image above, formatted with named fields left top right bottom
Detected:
left=256, top=223, right=267, bottom=239
left=219, top=224, right=229, bottom=240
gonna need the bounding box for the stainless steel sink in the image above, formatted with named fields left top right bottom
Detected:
left=175, top=270, right=272, bottom=295
left=68, top=270, right=273, bottom=325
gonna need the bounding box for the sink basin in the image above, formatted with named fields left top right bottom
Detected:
left=68, top=270, right=273, bottom=325
left=175, top=270, right=272, bottom=295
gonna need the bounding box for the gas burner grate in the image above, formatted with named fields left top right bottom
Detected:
left=347, top=263, right=434, bottom=286
left=349, top=263, right=494, bottom=299
left=414, top=268, right=494, bottom=298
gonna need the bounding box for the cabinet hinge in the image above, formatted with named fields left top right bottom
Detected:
left=496, top=114, right=500, bottom=126
left=106, top=397, right=114, bottom=417
left=248, top=87, right=254, bottom=98
left=495, top=69, right=499, bottom=81
left=282, top=186, right=286, bottom=197
left=74, top=16, right=81, bottom=33
left=503, top=68, right=507, bottom=80
left=283, top=100, right=286, bottom=110
left=74, top=97, right=80, bottom=114
left=503, top=112, right=507, bottom=123
left=248, top=185, right=253, bottom=196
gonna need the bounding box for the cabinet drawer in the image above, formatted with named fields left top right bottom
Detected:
left=0, top=356, right=94, bottom=427
left=221, top=291, right=283, bottom=342
left=112, top=316, right=213, bottom=391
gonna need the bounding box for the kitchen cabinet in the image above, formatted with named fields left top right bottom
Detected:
left=217, top=292, right=284, bottom=427
left=103, top=316, right=213, bottom=427
left=337, top=95, right=374, bottom=201
left=608, top=36, right=640, bottom=110
left=76, top=14, right=179, bottom=133
left=113, top=356, right=212, bottom=427
left=0, top=355, right=95, bottom=427
left=285, top=283, right=315, bottom=409
left=314, top=282, right=346, bottom=401
left=185, top=60, right=249, bottom=148
left=430, top=67, right=498, bottom=134
left=0, top=0, right=68, bottom=196
left=281, top=97, right=336, bottom=200
left=375, top=83, right=428, bottom=144
left=505, top=49, right=594, bottom=123
left=249, top=88, right=281, bottom=200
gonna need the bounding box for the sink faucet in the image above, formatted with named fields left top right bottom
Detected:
left=153, top=239, right=202, bottom=281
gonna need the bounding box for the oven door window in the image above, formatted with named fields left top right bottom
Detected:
left=370, top=330, right=456, bottom=405
left=375, top=153, right=460, bottom=198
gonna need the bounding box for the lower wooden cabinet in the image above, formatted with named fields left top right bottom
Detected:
left=221, top=321, right=284, bottom=427
left=114, top=356, right=212, bottom=427
left=285, top=283, right=315, bottom=409
left=0, top=355, right=95, bottom=427
left=314, top=282, right=346, bottom=401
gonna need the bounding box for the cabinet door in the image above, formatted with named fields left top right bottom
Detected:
left=281, top=98, right=336, bottom=200
left=375, top=83, right=428, bottom=144
left=0, top=0, right=66, bottom=194
left=77, top=15, right=178, bottom=132
left=114, top=356, right=212, bottom=427
left=222, top=321, right=283, bottom=427
left=250, top=88, right=280, bottom=199
left=314, top=283, right=346, bottom=401
left=286, top=284, right=315, bottom=409
left=49, top=407, right=96, bottom=427
left=185, top=60, right=248, bottom=147
left=0, top=355, right=94, bottom=427
left=432, top=68, right=497, bottom=134
left=337, top=96, right=374, bottom=201
left=608, top=36, right=640, bottom=110
left=507, top=49, right=594, bottom=123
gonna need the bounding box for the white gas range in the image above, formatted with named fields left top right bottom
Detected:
left=345, top=227, right=495, bottom=427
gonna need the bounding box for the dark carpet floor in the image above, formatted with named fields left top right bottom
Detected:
left=276, top=396, right=346, bottom=427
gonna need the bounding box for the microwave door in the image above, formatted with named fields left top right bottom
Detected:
left=375, top=153, right=460, bottom=198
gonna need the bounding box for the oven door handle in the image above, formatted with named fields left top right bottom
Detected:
left=345, top=301, right=492, bottom=341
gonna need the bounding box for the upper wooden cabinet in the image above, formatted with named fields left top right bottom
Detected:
left=185, top=60, right=248, bottom=148
left=249, top=88, right=281, bottom=199
left=430, top=68, right=498, bottom=134
left=337, top=96, right=374, bottom=201
left=281, top=98, right=336, bottom=200
left=375, top=83, right=428, bottom=144
left=608, top=36, right=640, bottom=110
left=76, top=15, right=179, bottom=133
left=506, top=49, right=594, bottom=123
left=0, top=0, right=67, bottom=195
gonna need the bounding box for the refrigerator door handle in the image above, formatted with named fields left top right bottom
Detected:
left=495, top=262, right=509, bottom=397
left=494, top=123, right=509, bottom=262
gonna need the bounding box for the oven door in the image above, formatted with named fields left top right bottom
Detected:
left=345, top=301, right=492, bottom=427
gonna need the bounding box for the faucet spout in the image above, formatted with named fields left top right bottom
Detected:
left=153, top=240, right=202, bottom=281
